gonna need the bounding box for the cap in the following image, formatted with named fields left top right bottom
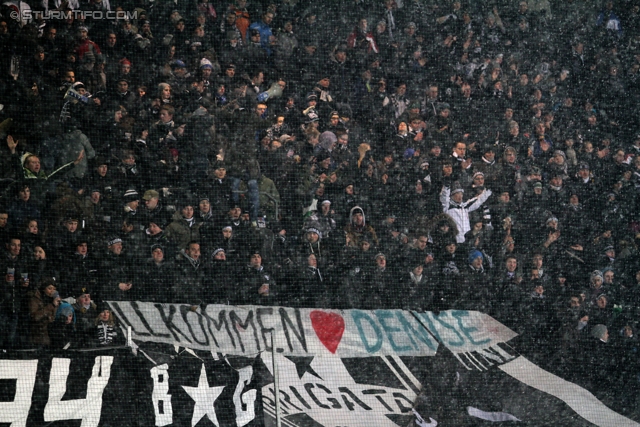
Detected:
left=212, top=248, right=225, bottom=257
left=306, top=227, right=322, bottom=238
left=468, top=250, right=483, bottom=263
left=529, top=165, right=542, bottom=175
left=172, top=60, right=186, bottom=68
left=151, top=243, right=164, bottom=253
left=143, top=189, right=159, bottom=200
left=306, top=92, right=318, bottom=101
left=404, top=148, right=415, bottom=159
left=123, top=189, right=139, bottom=201
left=212, top=160, right=227, bottom=170
left=315, top=151, right=330, bottom=162
left=107, top=237, right=123, bottom=246
left=64, top=212, right=80, bottom=222
left=76, top=286, right=91, bottom=298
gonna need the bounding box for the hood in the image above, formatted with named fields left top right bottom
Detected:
left=319, top=131, right=337, bottom=151
left=21, top=151, right=35, bottom=167
left=349, top=205, right=365, bottom=226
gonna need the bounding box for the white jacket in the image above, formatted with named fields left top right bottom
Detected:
left=440, top=186, right=492, bottom=243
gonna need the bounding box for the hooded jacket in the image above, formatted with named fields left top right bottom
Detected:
left=345, top=206, right=379, bottom=247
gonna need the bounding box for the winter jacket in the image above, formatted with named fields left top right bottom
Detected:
left=165, top=217, right=201, bottom=251
left=345, top=206, right=379, bottom=248
left=139, top=258, right=175, bottom=303
left=440, top=186, right=492, bottom=243
left=97, top=252, right=135, bottom=301
left=171, top=251, right=205, bottom=305
left=237, top=265, right=276, bottom=306
left=28, top=290, right=56, bottom=346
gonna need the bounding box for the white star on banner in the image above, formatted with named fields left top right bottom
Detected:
left=182, top=364, right=226, bottom=427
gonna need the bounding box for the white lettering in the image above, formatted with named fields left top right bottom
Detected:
left=0, top=360, right=38, bottom=427
left=150, top=364, right=173, bottom=426
left=234, top=366, right=256, bottom=426
left=44, top=356, right=113, bottom=427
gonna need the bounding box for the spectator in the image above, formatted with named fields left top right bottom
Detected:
left=345, top=206, right=379, bottom=248
left=237, top=250, right=275, bottom=306
left=72, top=287, right=97, bottom=347
left=172, top=241, right=204, bottom=306
left=49, top=303, right=76, bottom=349
left=165, top=200, right=201, bottom=251
left=440, top=183, right=492, bottom=243
left=94, top=303, right=125, bottom=346
left=98, top=236, right=135, bottom=301
left=8, top=184, right=40, bottom=228
left=0, top=236, right=30, bottom=348
left=28, top=277, right=60, bottom=347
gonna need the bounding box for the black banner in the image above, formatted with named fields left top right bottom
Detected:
left=0, top=347, right=266, bottom=427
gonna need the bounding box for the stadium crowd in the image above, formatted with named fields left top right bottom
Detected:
left=0, top=0, right=640, bottom=408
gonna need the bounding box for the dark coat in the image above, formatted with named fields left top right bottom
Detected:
left=72, top=301, right=98, bottom=347
left=401, top=271, right=434, bottom=312
left=171, top=252, right=205, bottom=305
left=237, top=265, right=276, bottom=306
left=0, top=252, right=30, bottom=315
left=97, top=251, right=135, bottom=302
left=293, top=265, right=329, bottom=308
left=139, top=258, right=175, bottom=303
left=60, top=253, right=98, bottom=297
left=203, top=259, right=236, bottom=305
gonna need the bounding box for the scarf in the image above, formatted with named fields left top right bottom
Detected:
left=182, top=250, right=200, bottom=269
left=409, top=271, right=423, bottom=284
left=309, top=266, right=323, bottom=282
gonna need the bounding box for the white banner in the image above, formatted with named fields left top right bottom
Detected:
left=108, top=302, right=517, bottom=358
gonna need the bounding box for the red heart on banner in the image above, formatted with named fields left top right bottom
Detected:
left=310, top=311, right=345, bottom=354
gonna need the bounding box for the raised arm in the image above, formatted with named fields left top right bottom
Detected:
left=440, top=185, right=451, bottom=212
left=467, top=189, right=492, bottom=212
